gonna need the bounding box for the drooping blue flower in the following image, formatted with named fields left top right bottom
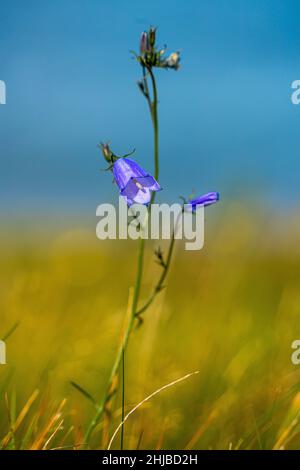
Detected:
left=187, top=192, right=219, bottom=212
left=113, top=157, right=161, bottom=206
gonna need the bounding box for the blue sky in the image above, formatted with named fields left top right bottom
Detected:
left=0, top=0, right=300, bottom=216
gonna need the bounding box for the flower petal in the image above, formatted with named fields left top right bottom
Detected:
left=187, top=192, right=219, bottom=211
left=135, top=175, right=161, bottom=191
left=112, top=158, right=161, bottom=206
left=113, top=158, right=148, bottom=191
left=121, top=179, right=152, bottom=205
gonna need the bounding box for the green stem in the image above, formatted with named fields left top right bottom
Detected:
left=136, top=225, right=176, bottom=317
left=142, top=66, right=152, bottom=117
left=85, top=67, right=159, bottom=447
left=120, top=346, right=125, bottom=450
left=148, top=67, right=159, bottom=183
left=135, top=207, right=183, bottom=319
left=84, top=237, right=145, bottom=446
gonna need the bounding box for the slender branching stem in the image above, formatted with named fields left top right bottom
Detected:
left=142, top=66, right=152, bottom=117
left=136, top=236, right=175, bottom=317
left=148, top=66, right=159, bottom=183
left=135, top=212, right=181, bottom=318
left=85, top=66, right=160, bottom=447
left=120, top=346, right=125, bottom=450
left=84, top=237, right=145, bottom=445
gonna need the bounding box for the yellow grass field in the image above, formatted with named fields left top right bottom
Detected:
left=1, top=205, right=300, bottom=450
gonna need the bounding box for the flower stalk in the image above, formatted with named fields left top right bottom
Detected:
left=83, top=27, right=219, bottom=448
left=84, top=236, right=145, bottom=445
left=149, top=66, right=159, bottom=187
left=85, top=29, right=164, bottom=445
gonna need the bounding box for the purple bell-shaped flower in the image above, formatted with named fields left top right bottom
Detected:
left=113, top=158, right=161, bottom=206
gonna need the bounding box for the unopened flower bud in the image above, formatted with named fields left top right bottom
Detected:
left=140, top=31, right=149, bottom=55
left=149, top=27, right=156, bottom=48
left=100, top=142, right=112, bottom=163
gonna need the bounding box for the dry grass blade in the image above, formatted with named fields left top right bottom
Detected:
left=273, top=413, right=300, bottom=450
left=43, top=418, right=64, bottom=450
left=1, top=389, right=39, bottom=449
left=107, top=370, right=200, bottom=450
left=30, top=398, right=66, bottom=450
left=1, top=322, right=20, bottom=342
left=185, top=408, right=219, bottom=450
left=70, top=381, right=98, bottom=408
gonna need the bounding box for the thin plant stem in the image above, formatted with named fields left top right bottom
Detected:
left=120, top=346, right=125, bottom=450
left=142, top=66, right=152, bottom=117
left=84, top=237, right=145, bottom=445
left=148, top=66, right=159, bottom=183
left=107, top=370, right=200, bottom=450
left=136, top=234, right=175, bottom=317
left=85, top=66, right=160, bottom=447
left=135, top=210, right=182, bottom=318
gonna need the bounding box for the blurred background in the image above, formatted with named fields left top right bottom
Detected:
left=1, top=0, right=300, bottom=450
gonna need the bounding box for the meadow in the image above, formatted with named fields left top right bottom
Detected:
left=1, top=205, right=300, bottom=450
